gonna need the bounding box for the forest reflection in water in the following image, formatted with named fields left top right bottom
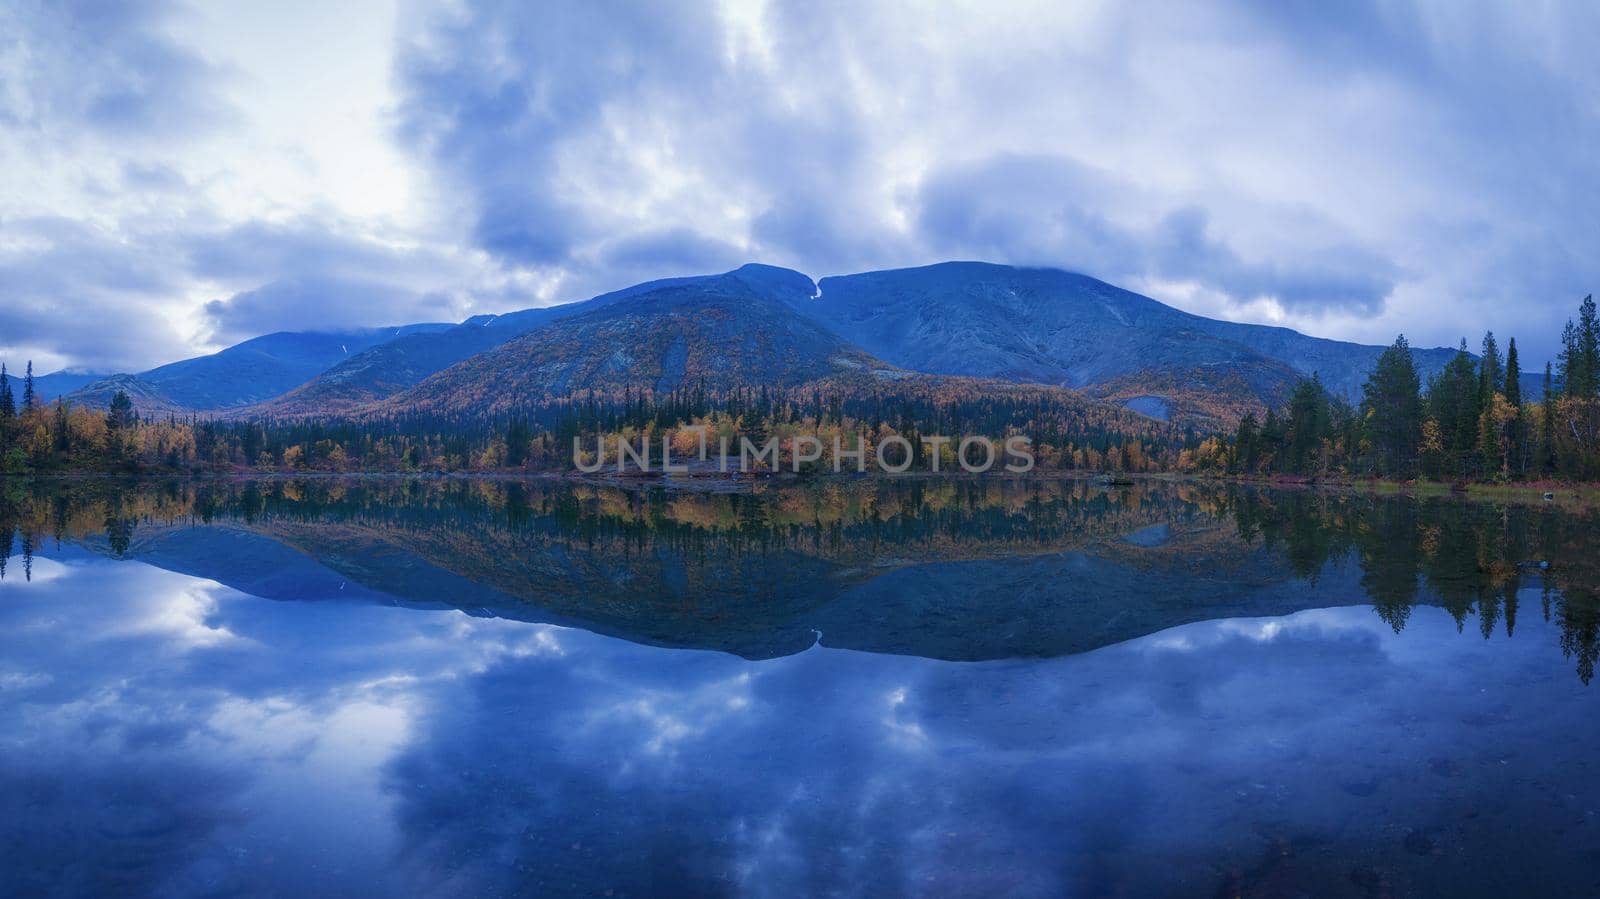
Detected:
left=3, top=475, right=1598, bottom=682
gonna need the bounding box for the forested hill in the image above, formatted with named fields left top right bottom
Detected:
left=32, top=261, right=1527, bottom=433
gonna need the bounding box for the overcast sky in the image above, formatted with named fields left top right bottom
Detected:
left=3, top=0, right=1598, bottom=374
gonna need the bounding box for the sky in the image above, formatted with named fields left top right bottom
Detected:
left=2, top=0, right=1598, bottom=375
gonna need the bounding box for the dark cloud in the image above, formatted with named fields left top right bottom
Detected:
left=200, top=277, right=458, bottom=345
left=1, top=0, right=235, bottom=142
left=394, top=0, right=727, bottom=268
left=593, top=227, right=746, bottom=278
left=0, top=217, right=193, bottom=370
left=0, top=215, right=474, bottom=370
left=915, top=155, right=1399, bottom=315
left=5, top=0, right=1600, bottom=371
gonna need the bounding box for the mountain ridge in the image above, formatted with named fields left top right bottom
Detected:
left=36, top=260, right=1521, bottom=430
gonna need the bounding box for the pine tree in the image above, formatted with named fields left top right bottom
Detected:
left=1582, top=295, right=1600, bottom=397
left=1479, top=331, right=1503, bottom=401
left=1504, top=338, right=1524, bottom=476
left=1363, top=335, right=1423, bottom=478
left=107, top=390, right=135, bottom=431
left=1427, top=340, right=1482, bottom=478
left=1541, top=362, right=1557, bottom=474
left=1560, top=296, right=1600, bottom=398
left=0, top=363, right=13, bottom=419
left=1285, top=376, right=1330, bottom=474
left=1233, top=412, right=1259, bottom=474
left=22, top=361, right=35, bottom=411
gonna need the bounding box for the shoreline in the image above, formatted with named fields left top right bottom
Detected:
left=9, top=468, right=1600, bottom=505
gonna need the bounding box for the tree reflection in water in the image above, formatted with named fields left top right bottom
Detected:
left=3, top=477, right=1598, bottom=681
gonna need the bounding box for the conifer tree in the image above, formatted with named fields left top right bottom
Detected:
left=1541, top=362, right=1557, bottom=474
left=0, top=363, right=13, bottom=419
left=1504, top=338, right=1524, bottom=475
left=22, top=361, right=35, bottom=410
left=1479, top=331, right=1503, bottom=401
left=1363, top=335, right=1423, bottom=477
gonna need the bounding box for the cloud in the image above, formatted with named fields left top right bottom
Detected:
left=0, top=216, right=194, bottom=371
left=913, top=154, right=1400, bottom=315
left=4, top=0, right=1600, bottom=372
left=200, top=277, right=457, bottom=344
left=0, top=0, right=235, bottom=144
left=386, top=0, right=1600, bottom=365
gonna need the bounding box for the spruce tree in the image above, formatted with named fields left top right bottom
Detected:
left=1561, top=296, right=1600, bottom=398
left=107, top=390, right=135, bottom=431
left=1582, top=294, right=1600, bottom=397
left=1362, top=335, right=1423, bottom=477
left=1285, top=376, right=1330, bottom=474
left=1504, top=338, right=1523, bottom=476
left=1541, top=362, right=1557, bottom=474
left=0, top=363, right=13, bottom=419
left=1234, top=412, right=1259, bottom=473
left=1479, top=331, right=1503, bottom=401
left=22, top=361, right=34, bottom=411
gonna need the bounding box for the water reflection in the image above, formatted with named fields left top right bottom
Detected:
left=3, top=478, right=1600, bottom=896
left=4, top=478, right=1600, bottom=680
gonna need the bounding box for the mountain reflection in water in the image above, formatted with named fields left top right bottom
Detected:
left=5, top=477, right=1599, bottom=679
left=2, top=477, right=1599, bottom=897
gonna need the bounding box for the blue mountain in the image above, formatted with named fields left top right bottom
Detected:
left=787, top=262, right=1470, bottom=406
left=63, top=324, right=451, bottom=414
left=48, top=260, right=1528, bottom=429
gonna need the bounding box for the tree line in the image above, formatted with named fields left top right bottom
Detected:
left=0, top=366, right=1204, bottom=475
left=1227, top=295, right=1600, bottom=482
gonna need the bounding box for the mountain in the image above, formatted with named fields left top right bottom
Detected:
left=254, top=271, right=780, bottom=416
left=785, top=262, right=1472, bottom=413
left=380, top=266, right=892, bottom=417
left=49, top=259, right=1527, bottom=430
left=29, top=370, right=110, bottom=402
left=63, top=324, right=450, bottom=414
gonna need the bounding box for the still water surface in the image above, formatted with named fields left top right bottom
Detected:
left=2, top=478, right=1598, bottom=897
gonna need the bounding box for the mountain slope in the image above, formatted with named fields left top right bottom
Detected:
left=64, top=324, right=450, bottom=414
left=380, top=267, right=888, bottom=417
left=788, top=262, right=1468, bottom=406
left=255, top=271, right=794, bottom=415
left=30, top=370, right=109, bottom=402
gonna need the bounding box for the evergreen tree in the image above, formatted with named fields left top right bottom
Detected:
left=1504, top=338, right=1524, bottom=476
left=1285, top=376, right=1330, bottom=474
left=22, top=361, right=35, bottom=411
left=1362, top=335, right=1423, bottom=477
left=1560, top=295, right=1600, bottom=398
left=1233, top=412, right=1259, bottom=474
left=1479, top=331, right=1503, bottom=401
left=1582, top=295, right=1600, bottom=397
left=1541, top=362, right=1557, bottom=474
left=1428, top=340, right=1481, bottom=478
left=107, top=390, right=135, bottom=431
left=0, top=363, right=13, bottom=419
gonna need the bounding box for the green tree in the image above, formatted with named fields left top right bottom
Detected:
left=1504, top=338, right=1524, bottom=476
left=1362, top=335, right=1423, bottom=477
left=1559, top=295, right=1600, bottom=398
left=1233, top=412, right=1259, bottom=474
left=0, top=363, right=13, bottom=419
left=1541, top=362, right=1557, bottom=475
left=1285, top=376, right=1331, bottom=474
left=22, top=361, right=35, bottom=411
left=1427, top=340, right=1481, bottom=478
left=107, top=390, right=135, bottom=431
left=1479, top=331, right=1503, bottom=401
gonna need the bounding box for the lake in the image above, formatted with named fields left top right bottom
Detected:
left=2, top=477, right=1598, bottom=897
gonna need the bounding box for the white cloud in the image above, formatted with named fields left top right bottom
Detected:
left=3, top=0, right=1598, bottom=372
